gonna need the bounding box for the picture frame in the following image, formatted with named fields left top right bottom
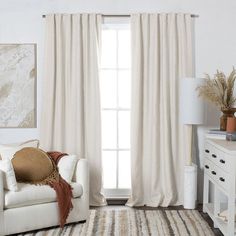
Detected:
left=0, top=43, right=37, bottom=128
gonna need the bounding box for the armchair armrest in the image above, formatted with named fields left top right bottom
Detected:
left=75, top=159, right=89, bottom=204
left=0, top=170, right=3, bottom=212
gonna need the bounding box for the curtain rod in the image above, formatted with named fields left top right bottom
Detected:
left=42, top=14, right=199, bottom=18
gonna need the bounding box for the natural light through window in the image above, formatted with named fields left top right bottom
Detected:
left=100, top=22, right=131, bottom=197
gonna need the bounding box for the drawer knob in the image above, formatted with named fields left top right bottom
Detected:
left=219, top=177, right=225, bottom=182
left=211, top=171, right=216, bottom=175
left=205, top=149, right=210, bottom=153
left=212, top=154, right=217, bottom=158
left=220, top=159, right=225, bottom=164
left=205, top=165, right=209, bottom=169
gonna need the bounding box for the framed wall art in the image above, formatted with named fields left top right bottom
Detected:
left=0, top=44, right=37, bottom=128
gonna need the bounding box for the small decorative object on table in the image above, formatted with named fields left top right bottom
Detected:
left=197, top=68, right=236, bottom=131
left=226, top=117, right=236, bottom=141
left=207, top=129, right=226, bottom=140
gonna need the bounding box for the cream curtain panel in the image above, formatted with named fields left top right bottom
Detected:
left=40, top=14, right=106, bottom=206
left=127, top=13, right=194, bottom=207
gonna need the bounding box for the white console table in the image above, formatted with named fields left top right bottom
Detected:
left=203, top=139, right=236, bottom=236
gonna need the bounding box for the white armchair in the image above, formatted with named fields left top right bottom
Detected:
left=0, top=159, right=89, bottom=235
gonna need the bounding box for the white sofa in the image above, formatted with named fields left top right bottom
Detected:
left=0, top=159, right=89, bottom=235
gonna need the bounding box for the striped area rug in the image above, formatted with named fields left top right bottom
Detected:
left=17, top=209, right=214, bottom=236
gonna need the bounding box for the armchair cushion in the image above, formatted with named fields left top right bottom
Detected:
left=58, top=155, right=77, bottom=182
left=5, top=182, right=83, bottom=209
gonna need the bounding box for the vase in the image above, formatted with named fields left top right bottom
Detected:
left=220, top=108, right=236, bottom=131
left=226, top=117, right=236, bottom=132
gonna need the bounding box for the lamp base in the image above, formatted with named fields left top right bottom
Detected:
left=184, top=164, right=197, bottom=209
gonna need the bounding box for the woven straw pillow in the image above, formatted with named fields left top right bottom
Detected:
left=12, top=147, right=54, bottom=183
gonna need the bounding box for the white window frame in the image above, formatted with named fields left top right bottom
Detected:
left=101, top=19, right=131, bottom=199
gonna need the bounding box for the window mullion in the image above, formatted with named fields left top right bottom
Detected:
left=102, top=108, right=130, bottom=111
left=103, top=148, right=130, bottom=151
left=101, top=68, right=130, bottom=71
left=116, top=29, right=119, bottom=190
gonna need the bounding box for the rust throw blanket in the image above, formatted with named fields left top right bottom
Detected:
left=47, top=152, right=73, bottom=228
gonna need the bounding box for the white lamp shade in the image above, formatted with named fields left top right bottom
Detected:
left=179, top=78, right=205, bottom=125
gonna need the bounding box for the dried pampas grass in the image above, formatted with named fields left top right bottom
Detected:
left=197, top=68, right=236, bottom=109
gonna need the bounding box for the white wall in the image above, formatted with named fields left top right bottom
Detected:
left=1, top=0, right=235, bottom=143
left=0, top=5, right=235, bottom=141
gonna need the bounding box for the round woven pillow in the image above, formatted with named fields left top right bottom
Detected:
left=12, top=147, right=54, bottom=183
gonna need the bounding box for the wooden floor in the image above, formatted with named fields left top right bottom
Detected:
left=93, top=202, right=223, bottom=236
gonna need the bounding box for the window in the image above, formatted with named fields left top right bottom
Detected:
left=100, top=21, right=131, bottom=198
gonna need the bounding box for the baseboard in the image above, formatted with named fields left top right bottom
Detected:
left=106, top=199, right=128, bottom=205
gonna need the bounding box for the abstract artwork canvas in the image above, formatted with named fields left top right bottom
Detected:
left=0, top=44, right=36, bottom=128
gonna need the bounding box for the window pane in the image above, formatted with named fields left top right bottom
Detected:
left=118, top=70, right=131, bottom=108
left=103, top=151, right=117, bottom=188
left=118, top=30, right=131, bottom=68
left=101, top=26, right=131, bottom=194
left=100, top=70, right=117, bottom=108
left=118, top=151, right=131, bottom=188
left=102, top=111, right=117, bottom=149
left=101, top=30, right=117, bottom=68
left=118, top=111, right=130, bottom=148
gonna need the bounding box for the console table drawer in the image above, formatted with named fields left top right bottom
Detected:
left=204, top=159, right=229, bottom=192
left=217, top=166, right=230, bottom=192
left=205, top=143, right=230, bottom=172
